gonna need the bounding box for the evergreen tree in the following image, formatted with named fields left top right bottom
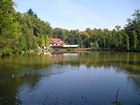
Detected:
left=27, top=9, right=34, bottom=16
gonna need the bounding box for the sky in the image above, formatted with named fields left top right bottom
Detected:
left=13, top=0, right=140, bottom=31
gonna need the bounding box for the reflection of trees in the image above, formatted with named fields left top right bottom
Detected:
left=60, top=52, right=140, bottom=72
left=0, top=59, right=65, bottom=105
left=0, top=52, right=140, bottom=72
left=0, top=52, right=140, bottom=104
left=125, top=73, right=140, bottom=105
left=0, top=69, right=21, bottom=105
left=128, top=73, right=140, bottom=91
left=0, top=67, right=42, bottom=105
left=0, top=79, right=21, bottom=105
left=0, top=55, right=51, bottom=105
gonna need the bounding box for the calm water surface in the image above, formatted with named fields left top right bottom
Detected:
left=0, top=52, right=140, bottom=105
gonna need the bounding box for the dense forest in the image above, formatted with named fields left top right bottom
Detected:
left=0, top=0, right=140, bottom=56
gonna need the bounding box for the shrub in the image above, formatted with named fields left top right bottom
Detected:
left=2, top=47, right=13, bottom=56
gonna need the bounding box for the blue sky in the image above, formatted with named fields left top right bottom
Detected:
left=13, top=0, right=140, bottom=30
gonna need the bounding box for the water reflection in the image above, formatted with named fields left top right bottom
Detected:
left=58, top=52, right=140, bottom=72
left=0, top=52, right=140, bottom=105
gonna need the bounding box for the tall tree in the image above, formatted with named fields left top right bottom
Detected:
left=41, top=35, right=45, bottom=48
left=118, top=32, right=123, bottom=48
left=126, top=33, right=130, bottom=50
left=0, top=0, right=21, bottom=37
left=132, top=31, right=138, bottom=49
left=125, top=9, right=140, bottom=50
left=45, top=36, right=50, bottom=49
left=115, top=26, right=121, bottom=31
left=0, top=0, right=21, bottom=55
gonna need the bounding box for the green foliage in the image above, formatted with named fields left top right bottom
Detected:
left=125, top=9, right=140, bottom=50
left=0, top=1, right=140, bottom=57
left=45, top=36, right=50, bottom=49
left=65, top=30, right=80, bottom=45
left=101, top=36, right=106, bottom=48
left=93, top=41, right=99, bottom=49
left=126, top=34, right=130, bottom=50
left=27, top=9, right=35, bottom=16
left=0, top=1, right=52, bottom=56
left=118, top=33, right=123, bottom=48
left=1, top=47, right=13, bottom=56
left=0, top=0, right=21, bottom=38
left=132, top=31, right=138, bottom=49
left=53, top=28, right=69, bottom=40
left=41, top=35, right=45, bottom=47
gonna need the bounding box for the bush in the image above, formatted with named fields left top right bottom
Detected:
left=0, top=51, right=3, bottom=57
left=1, top=47, right=13, bottom=56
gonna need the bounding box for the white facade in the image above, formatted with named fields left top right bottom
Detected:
left=63, top=45, right=79, bottom=48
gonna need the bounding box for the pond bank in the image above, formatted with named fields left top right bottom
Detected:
left=1, top=47, right=140, bottom=57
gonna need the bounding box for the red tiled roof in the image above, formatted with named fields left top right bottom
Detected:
left=49, top=38, right=65, bottom=45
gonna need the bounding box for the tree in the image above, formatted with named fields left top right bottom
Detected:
left=16, top=11, right=52, bottom=50
left=115, top=26, right=121, bottom=31
left=53, top=28, right=69, bottom=41
left=126, top=33, right=130, bottom=50
left=98, top=36, right=106, bottom=48
left=132, top=31, right=138, bottom=49
left=53, top=28, right=63, bottom=39
left=118, top=32, right=123, bottom=48
left=79, top=32, right=90, bottom=47
left=45, top=36, right=50, bottom=49
left=125, top=9, right=140, bottom=50
left=0, top=0, right=22, bottom=55
left=1, top=2, right=140, bottom=56
left=111, top=30, right=117, bottom=49
left=41, top=35, right=45, bottom=48
left=0, top=0, right=21, bottom=37
left=27, top=9, right=35, bottom=16
left=66, top=30, right=80, bottom=45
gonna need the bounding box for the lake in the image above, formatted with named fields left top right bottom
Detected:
left=0, top=51, right=140, bottom=105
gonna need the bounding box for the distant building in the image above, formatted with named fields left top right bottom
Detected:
left=49, top=38, right=78, bottom=48
left=49, top=38, right=64, bottom=48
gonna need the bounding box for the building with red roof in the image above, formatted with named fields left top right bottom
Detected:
left=49, top=38, right=65, bottom=48
left=49, top=37, right=79, bottom=48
